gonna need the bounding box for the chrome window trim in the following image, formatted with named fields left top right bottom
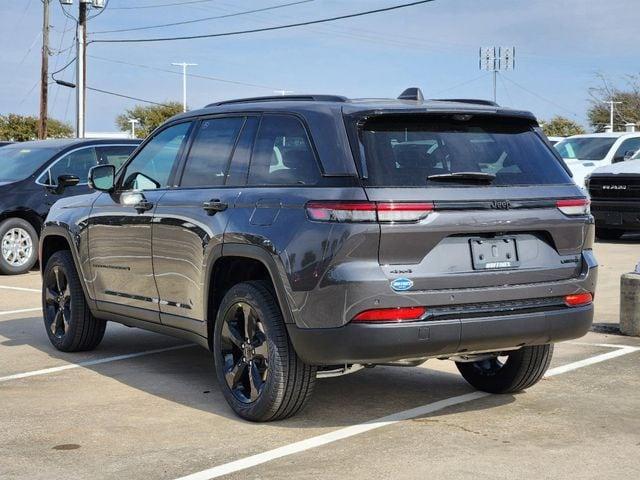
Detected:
left=35, top=143, right=137, bottom=187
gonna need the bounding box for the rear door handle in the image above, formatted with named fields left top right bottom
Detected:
left=134, top=200, right=154, bottom=214
left=203, top=199, right=228, bottom=215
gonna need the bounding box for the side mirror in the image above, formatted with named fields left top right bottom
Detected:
left=624, top=150, right=637, bottom=161
left=88, top=164, right=115, bottom=192
left=52, top=174, right=80, bottom=194
left=612, top=156, right=624, bottom=164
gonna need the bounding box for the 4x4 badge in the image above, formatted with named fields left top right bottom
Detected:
left=391, top=277, right=413, bottom=291
left=491, top=200, right=511, bottom=209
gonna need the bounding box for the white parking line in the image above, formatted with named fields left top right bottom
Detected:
left=0, top=307, right=41, bottom=316
left=174, top=343, right=640, bottom=480
left=0, top=285, right=40, bottom=293
left=0, top=344, right=195, bottom=383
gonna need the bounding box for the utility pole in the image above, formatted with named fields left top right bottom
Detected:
left=171, top=62, right=197, bottom=112
left=39, top=0, right=50, bottom=139
left=603, top=100, right=622, bottom=132
left=76, top=0, right=88, bottom=138
left=479, top=47, right=515, bottom=103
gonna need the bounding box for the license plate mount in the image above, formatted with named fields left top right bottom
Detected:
left=470, top=237, right=519, bottom=270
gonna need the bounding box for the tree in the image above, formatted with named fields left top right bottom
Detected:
left=541, top=116, right=585, bottom=137
left=0, top=114, right=73, bottom=141
left=587, top=73, right=640, bottom=132
left=115, top=102, right=183, bottom=138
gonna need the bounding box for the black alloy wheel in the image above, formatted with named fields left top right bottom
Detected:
left=220, top=302, right=270, bottom=403
left=44, top=265, right=72, bottom=339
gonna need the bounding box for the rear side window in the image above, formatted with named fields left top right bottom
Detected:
left=248, top=114, right=320, bottom=186
left=180, top=117, right=245, bottom=187
left=358, top=115, right=572, bottom=187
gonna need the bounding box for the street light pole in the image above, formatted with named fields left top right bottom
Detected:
left=603, top=100, right=622, bottom=132
left=128, top=118, right=139, bottom=138
left=171, top=62, right=197, bottom=112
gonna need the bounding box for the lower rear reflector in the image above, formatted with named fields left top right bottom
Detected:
left=352, top=306, right=426, bottom=323
left=564, top=292, right=593, bottom=307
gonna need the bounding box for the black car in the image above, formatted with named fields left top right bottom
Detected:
left=40, top=92, right=595, bottom=421
left=0, top=138, right=140, bottom=274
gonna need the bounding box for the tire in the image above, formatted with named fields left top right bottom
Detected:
left=42, top=250, right=106, bottom=352
left=0, top=217, right=38, bottom=275
left=456, top=344, right=554, bottom=394
left=595, top=228, right=624, bottom=241
left=213, top=280, right=316, bottom=422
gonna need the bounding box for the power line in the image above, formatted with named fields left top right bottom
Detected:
left=89, top=0, right=436, bottom=44
left=92, top=0, right=314, bottom=34
left=88, top=54, right=284, bottom=90
left=87, top=86, right=172, bottom=106
left=501, top=75, right=580, bottom=118
left=109, top=0, right=218, bottom=10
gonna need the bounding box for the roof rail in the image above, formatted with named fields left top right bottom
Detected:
left=206, top=95, right=348, bottom=107
left=431, top=98, right=500, bottom=107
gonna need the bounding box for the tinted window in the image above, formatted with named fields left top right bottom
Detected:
left=47, top=147, right=97, bottom=185
left=555, top=137, right=617, bottom=161
left=96, top=145, right=137, bottom=171
left=359, top=115, right=572, bottom=187
left=226, top=117, right=259, bottom=186
left=613, top=138, right=640, bottom=161
left=0, top=145, right=60, bottom=182
left=121, top=122, right=191, bottom=190
left=248, top=115, right=320, bottom=186
left=180, top=117, right=244, bottom=187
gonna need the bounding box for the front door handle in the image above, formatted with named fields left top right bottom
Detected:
left=203, top=199, right=228, bottom=215
left=134, top=200, right=154, bottom=214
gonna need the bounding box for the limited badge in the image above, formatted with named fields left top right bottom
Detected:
left=391, top=277, right=413, bottom=292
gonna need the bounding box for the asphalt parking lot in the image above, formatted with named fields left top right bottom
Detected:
left=1, top=238, right=639, bottom=480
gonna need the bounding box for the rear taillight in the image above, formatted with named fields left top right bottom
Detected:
left=352, top=306, right=427, bottom=323
left=564, top=292, right=593, bottom=307
left=306, top=201, right=434, bottom=223
left=557, top=198, right=590, bottom=216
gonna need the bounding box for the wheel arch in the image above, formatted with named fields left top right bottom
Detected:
left=40, top=226, right=96, bottom=310
left=204, top=244, right=295, bottom=349
left=0, top=209, right=43, bottom=237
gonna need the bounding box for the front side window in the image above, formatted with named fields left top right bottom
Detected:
left=248, top=114, right=320, bottom=186
left=613, top=138, right=640, bottom=161
left=358, top=115, right=572, bottom=187
left=121, top=122, right=191, bottom=190
left=180, top=117, right=244, bottom=187
left=47, top=147, right=97, bottom=185
left=96, top=145, right=138, bottom=171
left=555, top=137, right=617, bottom=161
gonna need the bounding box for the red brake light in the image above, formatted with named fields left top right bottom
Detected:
left=557, top=198, right=590, bottom=216
left=306, top=201, right=435, bottom=223
left=564, top=292, right=593, bottom=307
left=352, top=306, right=427, bottom=323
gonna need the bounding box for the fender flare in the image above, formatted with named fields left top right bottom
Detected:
left=204, top=243, right=296, bottom=327
left=39, top=225, right=98, bottom=311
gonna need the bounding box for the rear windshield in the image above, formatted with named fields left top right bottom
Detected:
left=358, top=115, right=572, bottom=187
left=554, top=137, right=617, bottom=161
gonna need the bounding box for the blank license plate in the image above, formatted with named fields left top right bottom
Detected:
left=470, top=237, right=519, bottom=270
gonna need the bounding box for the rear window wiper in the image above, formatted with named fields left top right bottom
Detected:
left=427, top=172, right=496, bottom=183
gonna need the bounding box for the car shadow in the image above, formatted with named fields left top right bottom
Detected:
left=595, top=232, right=640, bottom=245
left=0, top=315, right=516, bottom=428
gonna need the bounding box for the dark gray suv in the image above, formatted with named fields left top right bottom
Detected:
left=40, top=91, right=597, bottom=421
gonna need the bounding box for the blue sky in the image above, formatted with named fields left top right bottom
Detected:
left=1, top=0, right=639, bottom=132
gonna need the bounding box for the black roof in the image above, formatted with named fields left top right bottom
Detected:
left=174, top=94, right=536, bottom=123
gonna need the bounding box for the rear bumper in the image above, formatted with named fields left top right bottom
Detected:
left=592, top=200, right=640, bottom=230
left=287, top=305, right=593, bottom=365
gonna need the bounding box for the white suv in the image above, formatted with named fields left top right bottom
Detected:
left=555, top=132, right=640, bottom=187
